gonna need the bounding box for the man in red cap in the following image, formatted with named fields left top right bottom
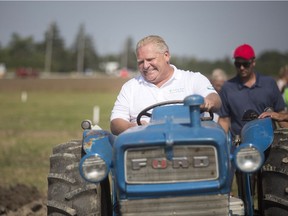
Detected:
left=217, top=43, right=286, bottom=137
left=217, top=43, right=287, bottom=202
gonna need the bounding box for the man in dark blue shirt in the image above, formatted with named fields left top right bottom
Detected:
left=217, top=44, right=286, bottom=139
left=217, top=43, right=287, bottom=203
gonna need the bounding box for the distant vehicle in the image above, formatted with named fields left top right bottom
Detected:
left=16, top=67, right=39, bottom=78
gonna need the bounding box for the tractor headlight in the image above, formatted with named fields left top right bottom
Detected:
left=234, top=144, right=264, bottom=173
left=81, top=120, right=92, bottom=130
left=80, top=154, right=108, bottom=182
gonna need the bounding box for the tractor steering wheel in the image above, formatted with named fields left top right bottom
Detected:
left=136, top=100, right=214, bottom=125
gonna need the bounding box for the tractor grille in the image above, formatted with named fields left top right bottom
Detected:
left=120, top=194, right=229, bottom=216
left=125, top=145, right=218, bottom=183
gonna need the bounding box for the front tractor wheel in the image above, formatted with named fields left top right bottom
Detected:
left=47, top=140, right=111, bottom=216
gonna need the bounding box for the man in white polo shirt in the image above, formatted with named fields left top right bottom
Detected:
left=110, top=35, right=222, bottom=135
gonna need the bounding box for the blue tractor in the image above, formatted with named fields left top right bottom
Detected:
left=47, top=94, right=288, bottom=216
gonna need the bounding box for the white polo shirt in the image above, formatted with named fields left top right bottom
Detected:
left=110, top=65, right=216, bottom=123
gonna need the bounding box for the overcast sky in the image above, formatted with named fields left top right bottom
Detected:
left=1, top=1, right=288, bottom=60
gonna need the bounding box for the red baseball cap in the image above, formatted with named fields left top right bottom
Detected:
left=233, top=44, right=255, bottom=60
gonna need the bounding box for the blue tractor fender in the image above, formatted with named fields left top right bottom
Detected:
left=241, top=117, right=274, bottom=152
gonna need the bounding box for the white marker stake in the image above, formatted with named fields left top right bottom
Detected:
left=93, top=106, right=100, bottom=124
left=21, top=91, right=27, bottom=103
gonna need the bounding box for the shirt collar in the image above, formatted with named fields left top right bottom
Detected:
left=237, top=72, right=261, bottom=89
left=171, top=65, right=181, bottom=80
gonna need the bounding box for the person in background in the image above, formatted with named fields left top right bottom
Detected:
left=210, top=68, right=228, bottom=122
left=217, top=43, right=287, bottom=204
left=110, top=35, right=222, bottom=135
left=278, top=65, right=288, bottom=107
left=276, top=65, right=288, bottom=94
left=217, top=44, right=286, bottom=138
left=210, top=68, right=228, bottom=92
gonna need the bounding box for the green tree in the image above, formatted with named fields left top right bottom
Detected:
left=4, top=33, right=43, bottom=70
left=83, top=35, right=100, bottom=71
left=70, top=24, right=100, bottom=73
left=256, top=51, right=288, bottom=77
left=44, top=22, right=70, bottom=72
left=120, top=37, right=137, bottom=71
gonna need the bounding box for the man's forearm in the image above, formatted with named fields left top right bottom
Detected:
left=110, top=118, right=136, bottom=136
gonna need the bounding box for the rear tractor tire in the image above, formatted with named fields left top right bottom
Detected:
left=260, top=128, right=288, bottom=216
left=47, top=140, right=109, bottom=216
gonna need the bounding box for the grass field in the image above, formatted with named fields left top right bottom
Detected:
left=0, top=77, right=126, bottom=194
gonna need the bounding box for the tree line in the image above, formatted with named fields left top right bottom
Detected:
left=0, top=22, right=287, bottom=78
